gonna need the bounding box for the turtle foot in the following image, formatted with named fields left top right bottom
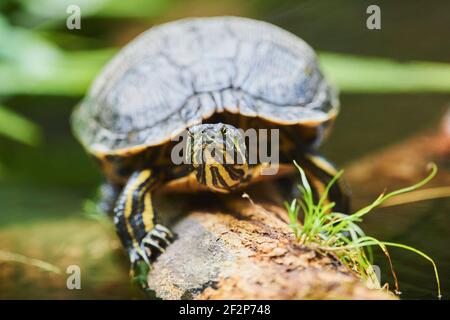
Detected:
left=128, top=225, right=175, bottom=290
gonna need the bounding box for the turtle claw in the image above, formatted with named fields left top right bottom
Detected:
left=149, top=229, right=172, bottom=245
left=155, top=224, right=174, bottom=238
left=141, top=237, right=166, bottom=253
left=137, top=225, right=174, bottom=261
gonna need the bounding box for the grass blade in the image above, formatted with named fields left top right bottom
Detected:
left=0, top=105, right=42, bottom=146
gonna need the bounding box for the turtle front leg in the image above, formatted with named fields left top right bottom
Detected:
left=113, top=169, right=174, bottom=289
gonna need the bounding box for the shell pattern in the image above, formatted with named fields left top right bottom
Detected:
left=72, top=16, right=339, bottom=154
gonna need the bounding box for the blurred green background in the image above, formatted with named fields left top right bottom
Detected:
left=0, top=0, right=449, bottom=299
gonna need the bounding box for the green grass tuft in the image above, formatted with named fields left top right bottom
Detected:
left=286, top=161, right=442, bottom=299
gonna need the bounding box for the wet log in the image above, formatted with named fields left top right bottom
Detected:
left=148, top=186, right=395, bottom=300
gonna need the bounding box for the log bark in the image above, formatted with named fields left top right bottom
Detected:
left=148, top=185, right=395, bottom=300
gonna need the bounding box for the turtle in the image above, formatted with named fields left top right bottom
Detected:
left=72, top=16, right=350, bottom=287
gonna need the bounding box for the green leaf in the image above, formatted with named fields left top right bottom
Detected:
left=0, top=17, right=62, bottom=68
left=320, top=52, right=450, bottom=93
left=0, top=48, right=116, bottom=96
left=19, top=0, right=170, bottom=20
left=0, top=105, right=42, bottom=146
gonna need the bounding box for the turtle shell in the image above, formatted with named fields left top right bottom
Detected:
left=72, top=16, right=339, bottom=155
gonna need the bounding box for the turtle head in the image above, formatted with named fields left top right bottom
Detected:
left=186, top=123, right=249, bottom=193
